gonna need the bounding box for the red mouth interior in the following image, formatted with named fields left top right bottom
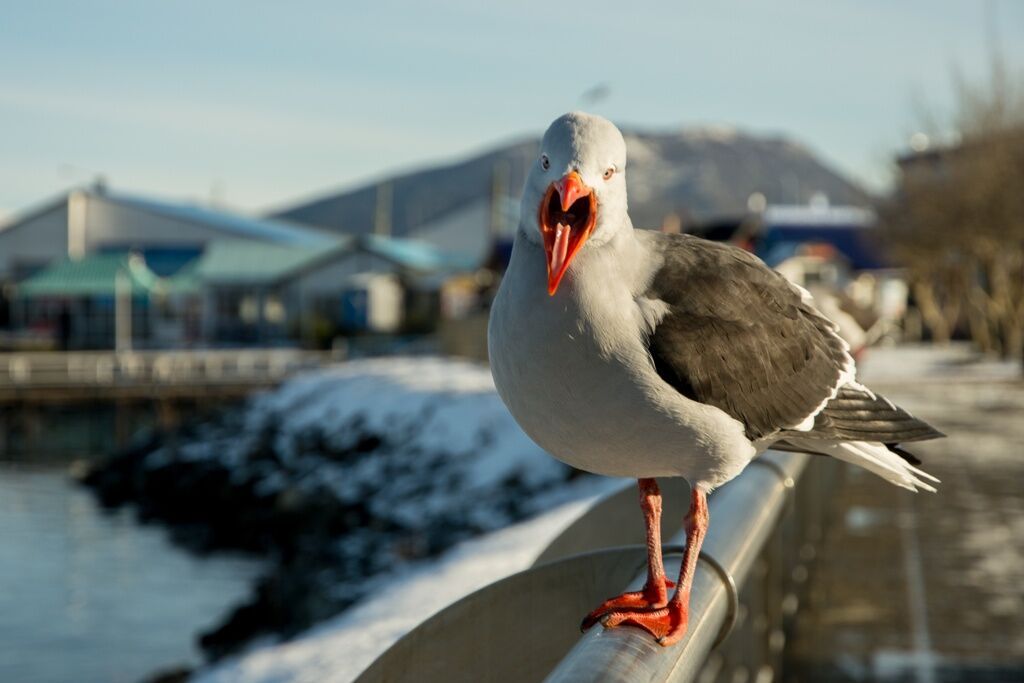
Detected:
left=540, top=185, right=596, bottom=237
left=539, top=185, right=597, bottom=273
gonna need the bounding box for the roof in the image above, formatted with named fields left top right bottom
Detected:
left=18, top=253, right=160, bottom=297
left=276, top=235, right=476, bottom=286
left=188, top=239, right=332, bottom=285
left=0, top=186, right=341, bottom=248
left=167, top=234, right=474, bottom=290
left=359, top=234, right=478, bottom=272
left=102, top=190, right=340, bottom=247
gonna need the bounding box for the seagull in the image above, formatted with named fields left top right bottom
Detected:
left=488, top=112, right=943, bottom=646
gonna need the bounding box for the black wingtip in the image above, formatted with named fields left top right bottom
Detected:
left=886, top=443, right=922, bottom=466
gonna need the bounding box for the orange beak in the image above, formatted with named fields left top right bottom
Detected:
left=538, top=171, right=597, bottom=295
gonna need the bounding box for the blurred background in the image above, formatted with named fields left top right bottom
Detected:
left=1, top=2, right=1022, bottom=682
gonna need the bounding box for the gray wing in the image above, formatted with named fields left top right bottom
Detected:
left=641, top=233, right=944, bottom=448
left=642, top=233, right=851, bottom=441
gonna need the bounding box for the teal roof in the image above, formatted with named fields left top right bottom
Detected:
left=18, top=253, right=160, bottom=297
left=359, top=235, right=477, bottom=272
left=188, top=239, right=332, bottom=284
left=16, top=234, right=474, bottom=298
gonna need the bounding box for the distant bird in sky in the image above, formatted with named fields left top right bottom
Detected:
left=488, top=112, right=943, bottom=646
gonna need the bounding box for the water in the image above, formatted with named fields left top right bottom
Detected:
left=0, top=461, right=264, bottom=683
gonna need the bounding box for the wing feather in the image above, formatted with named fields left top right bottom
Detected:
left=783, top=383, right=945, bottom=443
left=642, top=233, right=849, bottom=441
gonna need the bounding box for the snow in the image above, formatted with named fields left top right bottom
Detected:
left=192, top=483, right=617, bottom=683
left=152, top=356, right=574, bottom=538
left=250, top=356, right=561, bottom=487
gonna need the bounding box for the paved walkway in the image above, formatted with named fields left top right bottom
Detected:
left=785, top=348, right=1024, bottom=682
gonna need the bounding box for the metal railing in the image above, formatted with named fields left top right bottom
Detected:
left=0, top=349, right=331, bottom=401
left=355, top=451, right=839, bottom=682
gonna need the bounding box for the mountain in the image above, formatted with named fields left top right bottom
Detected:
left=271, top=125, right=872, bottom=243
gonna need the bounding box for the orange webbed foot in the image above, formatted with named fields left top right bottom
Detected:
left=580, top=578, right=675, bottom=631
left=600, top=595, right=690, bottom=646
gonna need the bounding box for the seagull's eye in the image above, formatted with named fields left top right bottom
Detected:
left=603, top=166, right=615, bottom=181
left=541, top=155, right=550, bottom=171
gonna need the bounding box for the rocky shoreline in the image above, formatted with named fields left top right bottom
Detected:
left=82, top=420, right=371, bottom=659
left=80, top=357, right=578, bottom=666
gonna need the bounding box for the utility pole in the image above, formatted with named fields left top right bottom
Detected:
left=374, top=181, right=392, bottom=237
left=490, top=160, right=510, bottom=239
left=115, top=268, right=132, bottom=352
left=67, top=190, right=87, bottom=260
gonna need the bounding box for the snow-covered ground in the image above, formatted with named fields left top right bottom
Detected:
left=184, top=355, right=569, bottom=530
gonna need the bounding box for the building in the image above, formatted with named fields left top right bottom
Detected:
left=14, top=252, right=161, bottom=350
left=181, top=240, right=326, bottom=345
left=1, top=186, right=473, bottom=349
left=405, top=195, right=520, bottom=270
left=753, top=204, right=883, bottom=288
left=0, top=185, right=339, bottom=349
left=0, top=184, right=338, bottom=284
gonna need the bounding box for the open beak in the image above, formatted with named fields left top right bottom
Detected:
left=538, top=171, right=597, bottom=295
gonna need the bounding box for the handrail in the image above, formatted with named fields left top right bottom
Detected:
left=354, top=450, right=816, bottom=682
left=543, top=451, right=808, bottom=683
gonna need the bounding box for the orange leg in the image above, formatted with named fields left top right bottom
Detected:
left=599, top=487, right=709, bottom=646
left=581, top=479, right=675, bottom=631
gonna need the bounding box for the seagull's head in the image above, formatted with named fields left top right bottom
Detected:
left=522, top=111, right=629, bottom=295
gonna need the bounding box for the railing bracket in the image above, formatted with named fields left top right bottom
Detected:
left=658, top=544, right=740, bottom=649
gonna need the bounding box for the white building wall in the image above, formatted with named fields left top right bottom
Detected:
left=408, top=200, right=491, bottom=263
left=1, top=193, right=284, bottom=281
left=283, top=251, right=403, bottom=336
left=85, top=195, right=252, bottom=251
left=0, top=203, right=69, bottom=280
left=289, top=252, right=398, bottom=296
left=364, top=275, right=403, bottom=332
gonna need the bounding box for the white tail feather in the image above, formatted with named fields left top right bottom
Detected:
left=785, top=438, right=939, bottom=493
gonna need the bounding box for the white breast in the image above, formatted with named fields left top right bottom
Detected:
left=488, top=235, right=756, bottom=488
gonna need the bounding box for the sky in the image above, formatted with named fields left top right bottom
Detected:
left=2, top=1, right=1022, bottom=223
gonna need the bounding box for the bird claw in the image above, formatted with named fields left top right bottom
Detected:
left=580, top=579, right=675, bottom=632
left=599, top=599, right=690, bottom=646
